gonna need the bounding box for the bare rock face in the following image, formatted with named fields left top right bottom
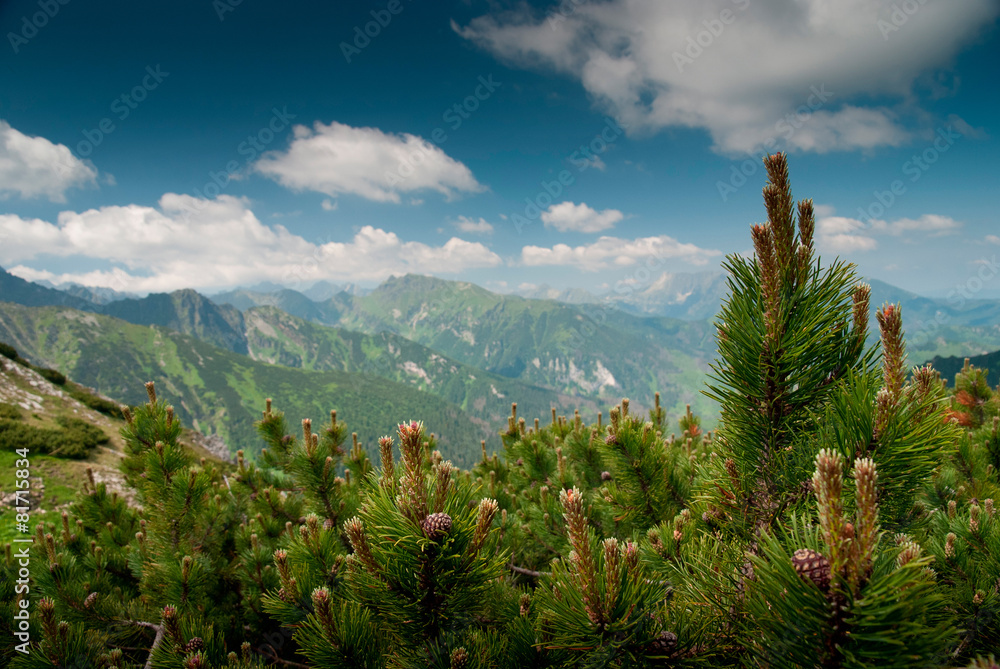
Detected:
left=185, top=430, right=236, bottom=463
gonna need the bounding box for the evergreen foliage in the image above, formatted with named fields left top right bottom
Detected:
left=6, top=152, right=1000, bottom=667
left=0, top=405, right=109, bottom=459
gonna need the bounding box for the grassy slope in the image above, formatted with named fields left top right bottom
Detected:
left=0, top=355, right=229, bottom=546
left=0, top=303, right=492, bottom=468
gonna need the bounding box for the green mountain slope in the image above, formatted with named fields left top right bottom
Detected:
left=926, top=349, right=1000, bottom=388
left=0, top=266, right=94, bottom=310
left=102, top=289, right=249, bottom=354
left=213, top=275, right=720, bottom=423
left=312, top=274, right=719, bottom=421
left=0, top=302, right=490, bottom=468
left=243, top=305, right=601, bottom=428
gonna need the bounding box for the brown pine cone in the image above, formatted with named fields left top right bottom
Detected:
left=648, top=630, right=678, bottom=655
left=450, top=647, right=469, bottom=668
left=792, top=548, right=831, bottom=590
left=422, top=512, right=453, bottom=539
left=183, top=637, right=204, bottom=653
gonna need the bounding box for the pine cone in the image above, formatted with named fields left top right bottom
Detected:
left=323, top=518, right=334, bottom=530
left=183, top=637, right=204, bottom=653
left=792, top=548, right=830, bottom=590
left=600, top=471, right=612, bottom=481
left=422, top=512, right=453, bottom=539
left=83, top=592, right=98, bottom=609
left=648, top=630, right=678, bottom=655
left=450, top=647, right=469, bottom=668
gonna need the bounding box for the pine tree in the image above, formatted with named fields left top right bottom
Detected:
left=4, top=151, right=990, bottom=667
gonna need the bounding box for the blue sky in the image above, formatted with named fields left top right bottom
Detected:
left=1, top=0, right=998, bottom=298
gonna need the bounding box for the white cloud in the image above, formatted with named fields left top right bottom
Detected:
left=455, top=1, right=998, bottom=154
left=541, top=201, right=624, bottom=233
left=521, top=235, right=721, bottom=270
left=254, top=120, right=485, bottom=203
left=0, top=194, right=502, bottom=293
left=870, top=214, right=961, bottom=236
left=813, top=203, right=837, bottom=218
left=453, top=216, right=494, bottom=235
left=986, top=234, right=1000, bottom=245
left=816, top=216, right=878, bottom=253
left=815, top=213, right=961, bottom=253
left=0, top=120, right=98, bottom=201
left=321, top=199, right=338, bottom=211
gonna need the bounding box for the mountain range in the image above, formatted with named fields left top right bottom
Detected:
left=3, top=265, right=999, bottom=463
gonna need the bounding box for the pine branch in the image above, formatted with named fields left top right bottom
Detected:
left=261, top=645, right=310, bottom=668
left=126, top=620, right=163, bottom=669
left=508, top=562, right=550, bottom=578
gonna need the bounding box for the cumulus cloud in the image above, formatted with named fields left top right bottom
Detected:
left=815, top=213, right=961, bottom=253
left=541, top=201, right=624, bottom=233
left=453, top=216, right=494, bottom=234
left=1, top=194, right=502, bottom=293
left=254, top=120, right=485, bottom=203
left=870, top=214, right=961, bottom=236
left=0, top=120, right=98, bottom=201
left=455, top=0, right=998, bottom=154
left=521, top=235, right=721, bottom=270
left=816, top=216, right=878, bottom=252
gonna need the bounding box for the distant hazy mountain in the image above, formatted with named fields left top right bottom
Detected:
left=212, top=287, right=348, bottom=325
left=56, top=283, right=137, bottom=305
left=866, top=278, right=1000, bottom=329
left=600, top=271, right=730, bottom=321
left=300, top=280, right=369, bottom=301
left=516, top=272, right=1000, bottom=329
left=102, top=289, right=249, bottom=354
left=514, top=284, right=600, bottom=305
left=1, top=266, right=95, bottom=310
left=511, top=271, right=728, bottom=320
